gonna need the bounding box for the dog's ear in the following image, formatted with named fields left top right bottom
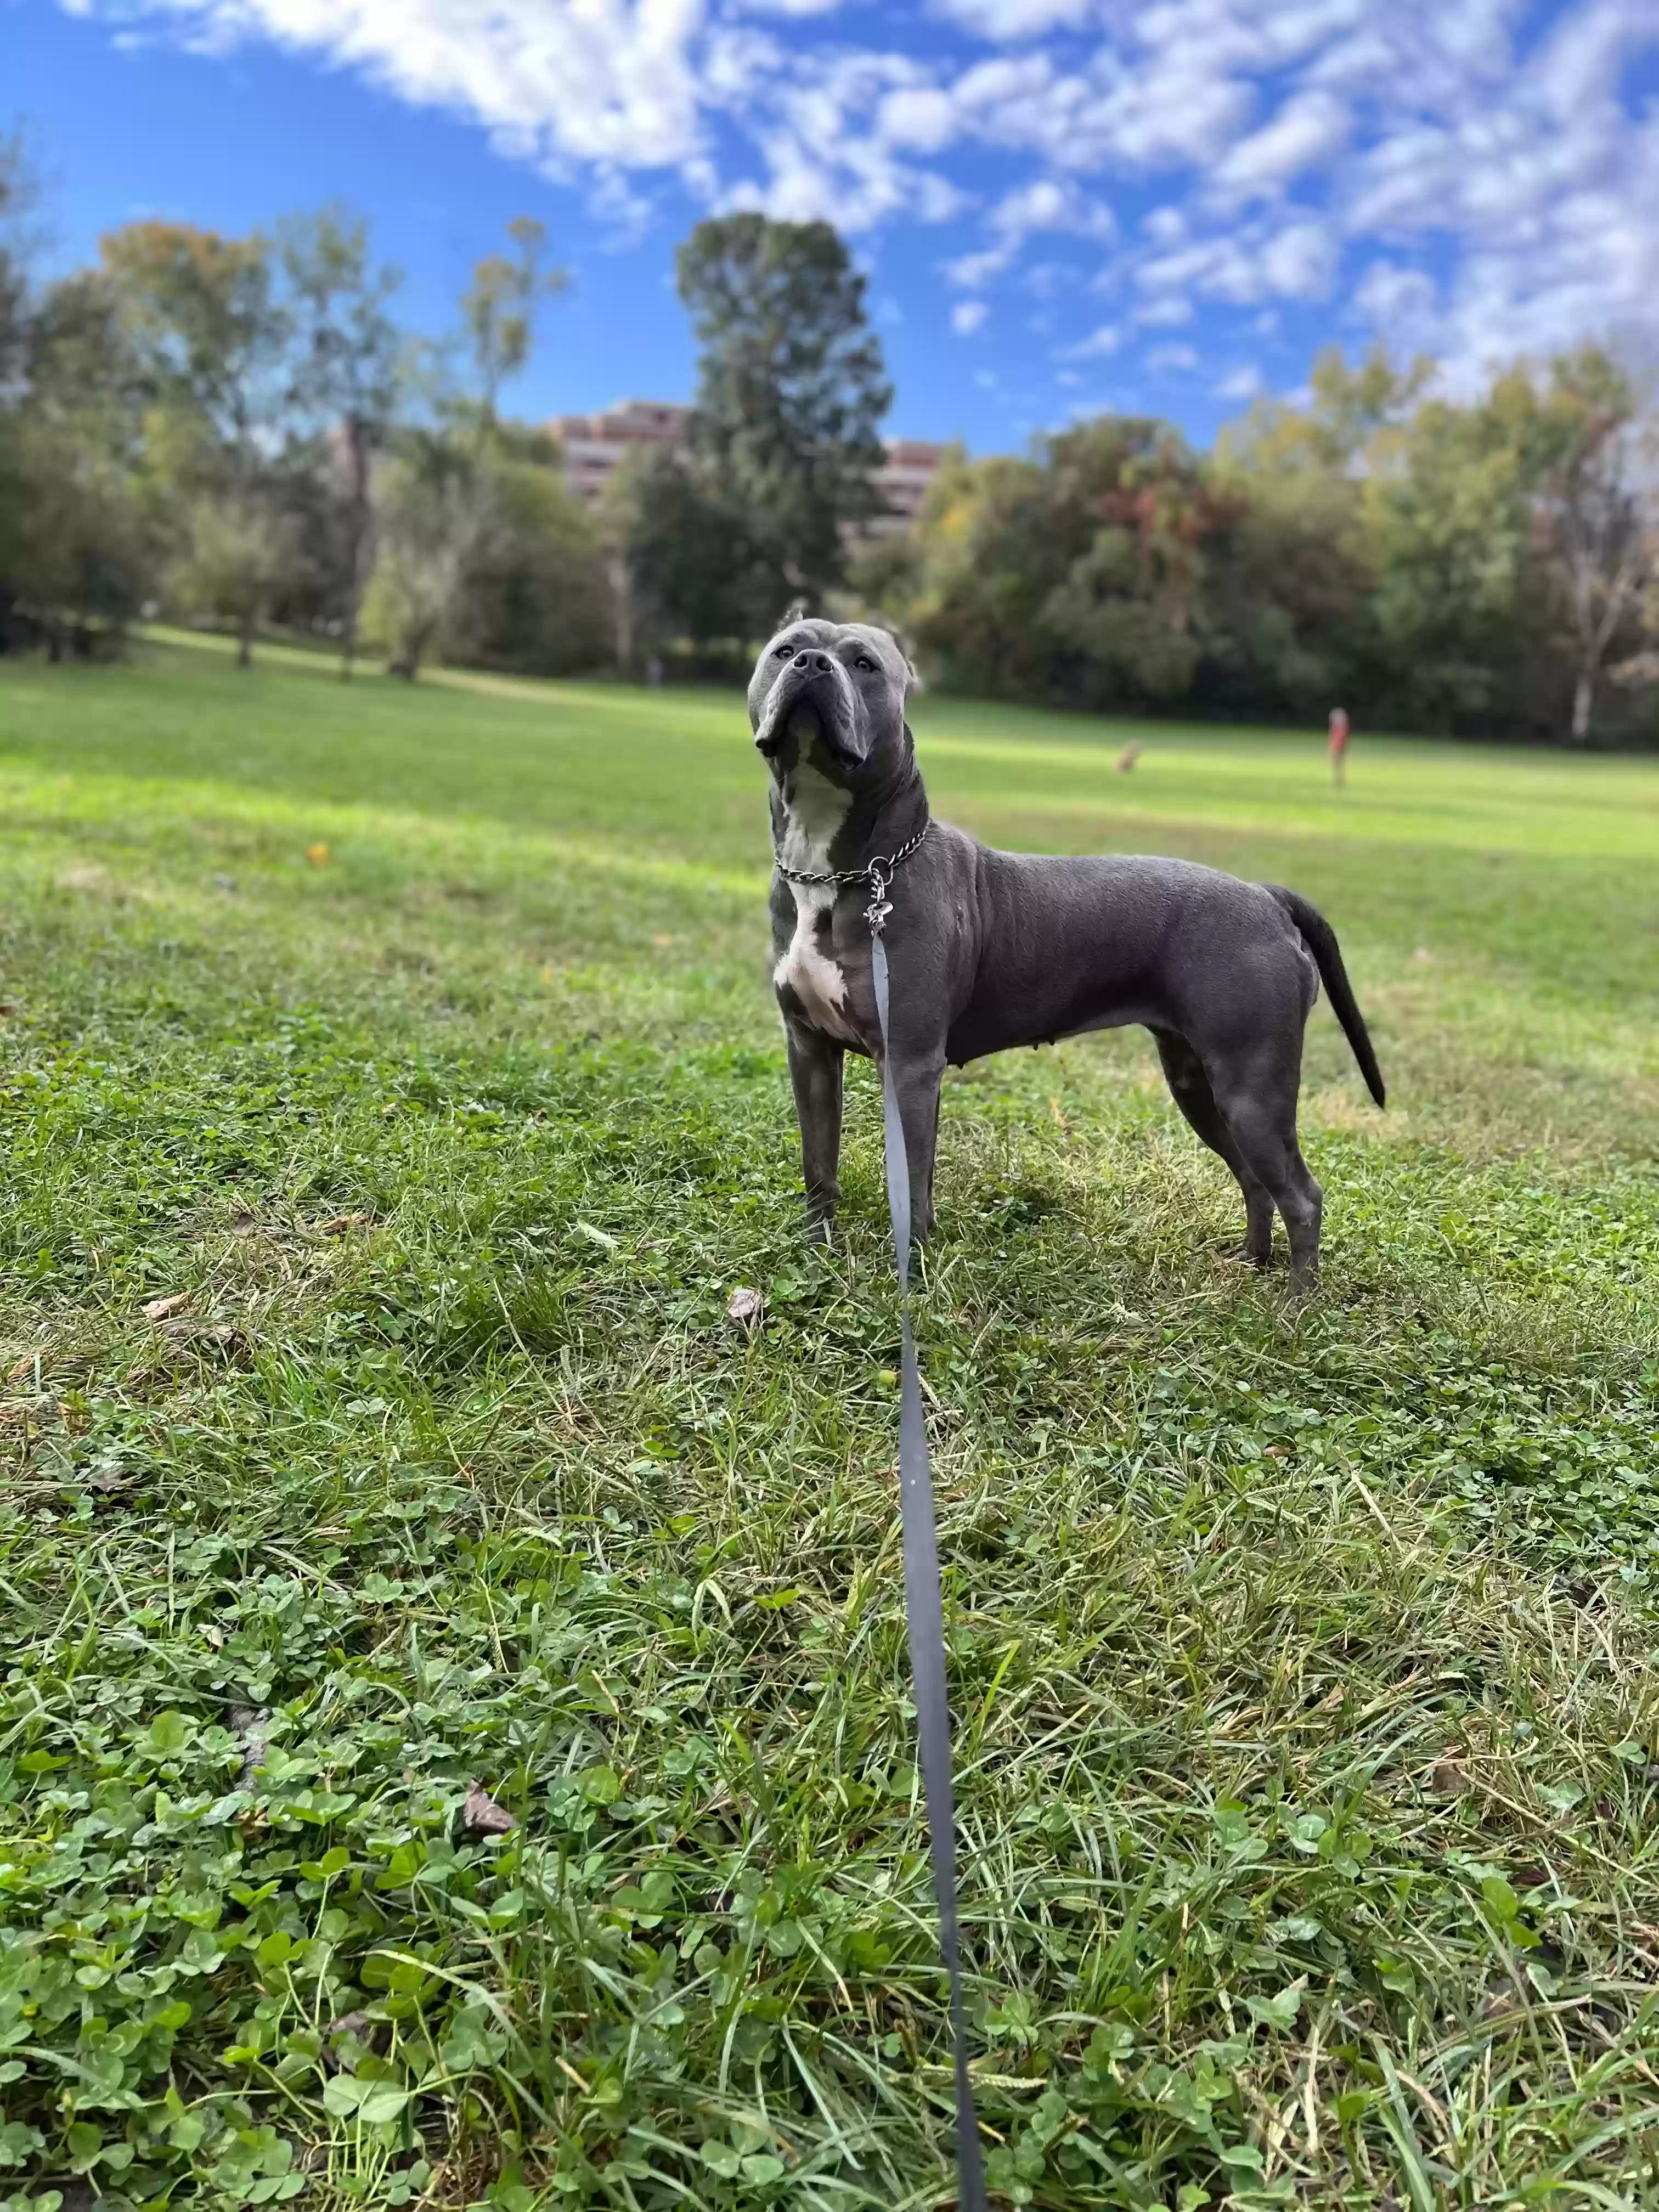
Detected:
left=778, top=596, right=810, bottom=629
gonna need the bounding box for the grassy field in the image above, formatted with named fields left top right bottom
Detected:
left=0, top=635, right=1655, bottom=2212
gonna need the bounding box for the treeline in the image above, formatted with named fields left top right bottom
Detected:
left=0, top=128, right=613, bottom=679
left=3, top=125, right=1656, bottom=744
left=865, top=349, right=1659, bottom=745
left=0, top=132, right=890, bottom=687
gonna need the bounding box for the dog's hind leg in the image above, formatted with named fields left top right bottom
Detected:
left=1205, top=1048, right=1324, bottom=1286
left=786, top=1020, right=844, bottom=1242
left=1153, top=1030, right=1276, bottom=1267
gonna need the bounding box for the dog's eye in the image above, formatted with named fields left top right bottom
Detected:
left=773, top=643, right=792, bottom=658
left=855, top=655, right=875, bottom=672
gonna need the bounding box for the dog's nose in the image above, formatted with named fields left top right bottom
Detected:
left=793, top=651, right=833, bottom=674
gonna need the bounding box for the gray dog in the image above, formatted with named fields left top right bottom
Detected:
left=751, top=617, right=1385, bottom=1284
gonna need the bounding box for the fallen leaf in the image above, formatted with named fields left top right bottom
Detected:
left=1430, top=1756, right=1470, bottom=1797
left=1263, top=1443, right=1290, bottom=1460
left=462, top=1782, right=518, bottom=1837
left=317, top=1212, right=369, bottom=1236
left=230, top=1211, right=258, bottom=1235
left=574, top=1221, right=620, bottom=1252
left=306, top=842, right=331, bottom=867
left=1411, top=946, right=1434, bottom=966
left=143, top=1293, right=190, bottom=1322
left=727, top=1285, right=765, bottom=1330
left=651, top=933, right=679, bottom=949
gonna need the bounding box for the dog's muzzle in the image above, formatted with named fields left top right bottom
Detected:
left=756, top=652, right=862, bottom=760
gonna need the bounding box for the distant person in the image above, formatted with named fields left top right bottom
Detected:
left=1328, top=706, right=1351, bottom=788
left=646, top=656, right=665, bottom=688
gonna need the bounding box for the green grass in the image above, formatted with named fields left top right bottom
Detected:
left=0, top=634, right=1656, bottom=2212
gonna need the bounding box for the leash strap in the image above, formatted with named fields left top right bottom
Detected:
left=870, top=904, right=988, bottom=2212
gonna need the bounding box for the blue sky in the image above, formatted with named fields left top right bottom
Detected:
left=8, top=0, right=1659, bottom=453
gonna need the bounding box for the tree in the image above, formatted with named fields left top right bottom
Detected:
left=363, top=432, right=485, bottom=679
left=280, top=205, right=404, bottom=679
left=462, top=216, right=567, bottom=427
left=103, top=221, right=296, bottom=667
left=0, top=126, right=37, bottom=399
left=450, top=422, right=612, bottom=676
left=675, top=213, right=890, bottom=612
left=608, top=445, right=776, bottom=665
left=1210, top=360, right=1388, bottom=716
left=1526, top=348, right=1653, bottom=743
left=4, top=269, right=160, bottom=654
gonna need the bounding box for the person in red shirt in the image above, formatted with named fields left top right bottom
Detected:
left=1328, top=706, right=1351, bottom=788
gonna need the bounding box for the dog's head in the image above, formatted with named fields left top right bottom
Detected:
left=749, top=618, right=916, bottom=783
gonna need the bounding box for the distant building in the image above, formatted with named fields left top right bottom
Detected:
left=551, top=399, right=949, bottom=535
left=868, top=438, right=950, bottom=537
left=551, top=402, right=693, bottom=506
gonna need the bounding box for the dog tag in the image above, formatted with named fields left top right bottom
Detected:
left=865, top=867, right=893, bottom=936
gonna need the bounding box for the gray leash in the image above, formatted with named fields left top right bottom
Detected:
left=860, top=846, right=988, bottom=2212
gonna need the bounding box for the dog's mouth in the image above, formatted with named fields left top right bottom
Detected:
left=756, top=664, right=863, bottom=763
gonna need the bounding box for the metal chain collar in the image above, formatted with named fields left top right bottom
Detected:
left=772, top=821, right=930, bottom=939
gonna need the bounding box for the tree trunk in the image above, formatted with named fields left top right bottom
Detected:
left=1571, top=666, right=1593, bottom=743
left=608, top=551, right=636, bottom=679
left=388, top=618, right=432, bottom=681
left=339, top=418, right=371, bottom=683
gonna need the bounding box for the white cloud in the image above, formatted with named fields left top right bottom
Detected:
left=1259, top=218, right=1337, bottom=298
left=1209, top=89, right=1348, bottom=200
left=1215, top=362, right=1263, bottom=401
left=931, top=0, right=1092, bottom=34
left=1057, top=321, right=1121, bottom=358
left=953, top=298, right=990, bottom=333
left=878, top=87, right=960, bottom=153
left=1147, top=341, right=1200, bottom=373
left=943, top=172, right=1115, bottom=287
left=1352, top=258, right=1438, bottom=337
left=59, top=0, right=1659, bottom=408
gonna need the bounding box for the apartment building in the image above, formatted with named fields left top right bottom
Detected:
left=551, top=400, right=947, bottom=534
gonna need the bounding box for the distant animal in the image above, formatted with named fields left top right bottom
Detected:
left=750, top=620, right=1386, bottom=1285
left=1116, top=743, right=1142, bottom=772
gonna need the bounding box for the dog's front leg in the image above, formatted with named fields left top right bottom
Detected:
left=886, top=1048, right=946, bottom=1242
left=785, top=1020, right=844, bottom=1241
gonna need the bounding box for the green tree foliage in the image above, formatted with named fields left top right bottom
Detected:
left=363, top=431, right=483, bottom=680
left=7, top=270, right=163, bottom=651
left=450, top=424, right=613, bottom=677
left=101, top=221, right=297, bottom=667
left=280, top=205, right=405, bottom=678
left=675, top=213, right=890, bottom=613
left=462, top=216, right=567, bottom=427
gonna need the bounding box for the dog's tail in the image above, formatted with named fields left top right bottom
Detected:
left=1265, top=884, right=1386, bottom=1109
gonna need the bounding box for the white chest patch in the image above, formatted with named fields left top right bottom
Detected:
left=772, top=758, right=862, bottom=1046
